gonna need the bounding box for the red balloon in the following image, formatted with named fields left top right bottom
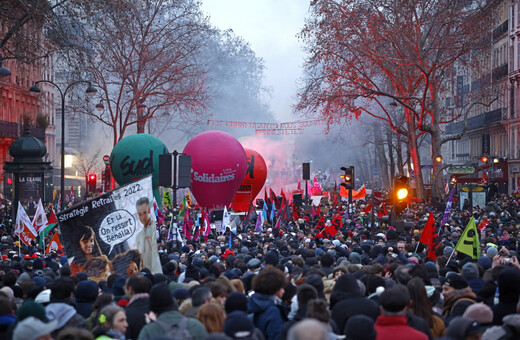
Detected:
left=232, top=149, right=267, bottom=211
left=183, top=131, right=247, bottom=210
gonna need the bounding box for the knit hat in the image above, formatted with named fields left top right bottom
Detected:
left=172, top=288, right=190, bottom=301
left=344, top=315, right=377, bottom=340
left=247, top=258, right=261, bottom=269
left=444, top=273, right=468, bottom=290
left=16, top=300, right=48, bottom=322
left=224, top=292, right=248, bottom=314
left=13, top=317, right=58, bottom=340
left=443, top=246, right=454, bottom=257
left=461, top=262, right=479, bottom=281
left=149, top=283, right=177, bottom=314
left=446, top=317, right=486, bottom=339
left=223, top=311, right=255, bottom=338
left=477, top=256, right=492, bottom=271
left=486, top=246, right=498, bottom=259
left=463, top=303, right=493, bottom=325
left=34, top=289, right=51, bottom=305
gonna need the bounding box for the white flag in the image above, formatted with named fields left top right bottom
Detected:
left=32, top=199, right=48, bottom=234
left=15, top=202, right=38, bottom=243
left=222, top=206, right=230, bottom=230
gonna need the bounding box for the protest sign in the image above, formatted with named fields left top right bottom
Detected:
left=58, top=176, right=162, bottom=281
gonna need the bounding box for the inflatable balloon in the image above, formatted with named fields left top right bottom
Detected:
left=109, top=134, right=169, bottom=202
left=232, top=149, right=267, bottom=211
left=183, top=131, right=247, bottom=210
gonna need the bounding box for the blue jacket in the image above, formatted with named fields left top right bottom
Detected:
left=248, top=293, right=284, bottom=340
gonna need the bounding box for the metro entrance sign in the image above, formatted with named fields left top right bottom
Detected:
left=446, top=165, right=475, bottom=174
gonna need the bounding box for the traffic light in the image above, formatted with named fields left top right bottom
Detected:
left=340, top=166, right=354, bottom=189
left=480, top=156, right=489, bottom=163
left=88, top=174, right=97, bottom=193
left=394, top=175, right=409, bottom=214
left=103, top=169, right=111, bottom=192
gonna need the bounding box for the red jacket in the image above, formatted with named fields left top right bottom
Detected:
left=375, top=314, right=428, bottom=340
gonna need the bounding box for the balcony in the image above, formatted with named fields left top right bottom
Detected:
left=0, top=121, right=45, bottom=141
left=445, top=108, right=504, bottom=134
left=493, top=64, right=509, bottom=81
left=493, top=20, right=508, bottom=39
left=0, top=121, right=19, bottom=139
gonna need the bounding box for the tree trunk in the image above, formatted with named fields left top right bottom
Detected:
left=387, top=129, right=395, bottom=186
left=405, top=108, right=425, bottom=200
left=373, top=122, right=389, bottom=187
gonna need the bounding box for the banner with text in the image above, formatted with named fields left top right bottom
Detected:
left=57, top=176, right=162, bottom=281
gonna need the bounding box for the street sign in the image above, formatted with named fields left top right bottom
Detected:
left=372, top=169, right=379, bottom=176
left=461, top=185, right=485, bottom=192
left=447, top=165, right=475, bottom=174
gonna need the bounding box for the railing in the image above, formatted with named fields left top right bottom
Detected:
left=0, top=121, right=19, bottom=139
left=493, top=20, right=508, bottom=39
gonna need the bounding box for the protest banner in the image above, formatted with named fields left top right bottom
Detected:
left=58, top=176, right=162, bottom=281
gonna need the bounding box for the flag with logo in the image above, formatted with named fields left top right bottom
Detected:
left=378, top=203, right=388, bottom=217
left=32, top=199, right=48, bottom=234
left=419, top=212, right=439, bottom=260
left=362, top=204, right=372, bottom=214
left=478, top=218, right=490, bottom=231
left=325, top=214, right=342, bottom=237
left=15, top=202, right=38, bottom=246
left=38, top=209, right=59, bottom=247
left=479, top=172, right=488, bottom=186
left=178, top=193, right=191, bottom=221
left=454, top=217, right=480, bottom=259
left=45, top=232, right=64, bottom=254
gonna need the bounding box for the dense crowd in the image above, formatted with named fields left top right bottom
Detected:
left=0, top=192, right=519, bottom=340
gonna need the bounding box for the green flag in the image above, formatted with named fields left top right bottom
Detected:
left=38, top=209, right=59, bottom=248
left=454, top=216, right=480, bottom=259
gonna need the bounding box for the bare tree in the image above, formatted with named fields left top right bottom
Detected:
left=65, top=0, right=210, bottom=145
left=296, top=0, right=492, bottom=199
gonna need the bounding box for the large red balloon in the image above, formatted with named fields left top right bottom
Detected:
left=232, top=149, right=267, bottom=211
left=183, top=131, right=247, bottom=210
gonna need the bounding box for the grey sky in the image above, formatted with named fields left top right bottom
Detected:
left=200, top=0, right=309, bottom=122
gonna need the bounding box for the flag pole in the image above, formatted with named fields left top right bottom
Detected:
left=445, top=249, right=455, bottom=266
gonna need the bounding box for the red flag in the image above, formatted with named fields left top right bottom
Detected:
left=334, top=193, right=338, bottom=207
left=478, top=218, right=490, bottom=231
left=316, top=204, right=321, bottom=216
left=325, top=214, right=342, bottom=238
left=378, top=203, right=388, bottom=217
left=297, top=178, right=301, bottom=191
left=315, top=215, right=325, bottom=230
left=47, top=209, right=58, bottom=224
left=292, top=204, right=300, bottom=220
left=362, top=204, right=372, bottom=214
left=479, top=172, right=488, bottom=185
left=46, top=232, right=64, bottom=254
left=419, top=212, right=438, bottom=260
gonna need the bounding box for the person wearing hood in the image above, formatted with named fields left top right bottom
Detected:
left=45, top=277, right=88, bottom=337
left=247, top=265, right=287, bottom=340
left=330, top=273, right=379, bottom=333
left=491, top=267, right=520, bottom=325
left=75, top=280, right=99, bottom=319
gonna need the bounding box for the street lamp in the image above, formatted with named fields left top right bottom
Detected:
left=30, top=80, right=97, bottom=210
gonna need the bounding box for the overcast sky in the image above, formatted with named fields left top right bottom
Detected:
left=200, top=0, right=310, bottom=122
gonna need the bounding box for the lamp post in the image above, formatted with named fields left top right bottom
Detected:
left=30, top=80, right=97, bottom=210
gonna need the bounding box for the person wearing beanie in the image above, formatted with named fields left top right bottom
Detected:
left=137, top=283, right=207, bottom=340
left=443, top=246, right=454, bottom=257
left=485, top=246, right=498, bottom=259
left=224, top=291, right=248, bottom=314
left=446, top=316, right=486, bottom=340
left=461, top=262, right=484, bottom=294
left=344, top=314, right=376, bottom=340
left=75, top=280, right=99, bottom=319
left=330, top=274, right=379, bottom=334
left=224, top=311, right=264, bottom=339
left=441, top=273, right=476, bottom=323
left=463, top=303, right=493, bottom=326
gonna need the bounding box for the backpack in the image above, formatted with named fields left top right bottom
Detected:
left=154, top=317, right=192, bottom=340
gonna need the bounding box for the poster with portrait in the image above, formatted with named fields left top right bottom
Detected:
left=58, top=176, right=162, bottom=281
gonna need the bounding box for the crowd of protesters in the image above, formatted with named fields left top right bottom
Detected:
left=0, top=191, right=519, bottom=340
